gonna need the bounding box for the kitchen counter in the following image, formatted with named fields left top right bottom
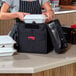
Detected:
left=0, top=44, right=76, bottom=74
left=43, top=6, right=76, bottom=14
left=54, top=5, right=76, bottom=14
left=60, top=5, right=76, bottom=10
left=54, top=8, right=76, bottom=14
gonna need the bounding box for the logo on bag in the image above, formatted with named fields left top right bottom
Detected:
left=28, top=36, right=35, bottom=40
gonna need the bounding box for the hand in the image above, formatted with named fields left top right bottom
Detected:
left=42, top=10, right=54, bottom=23
left=16, top=12, right=30, bottom=21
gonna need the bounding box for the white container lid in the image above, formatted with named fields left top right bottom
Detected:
left=0, top=35, right=16, bottom=45
left=24, top=14, right=46, bottom=20
left=24, top=14, right=47, bottom=23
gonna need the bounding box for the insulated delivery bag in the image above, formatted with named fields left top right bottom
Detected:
left=16, top=15, right=51, bottom=54
left=47, top=19, right=68, bottom=54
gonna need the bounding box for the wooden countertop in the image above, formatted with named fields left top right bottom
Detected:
left=0, top=44, right=76, bottom=73
left=60, top=5, right=76, bottom=10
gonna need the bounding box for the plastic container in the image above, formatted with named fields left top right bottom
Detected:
left=51, top=0, right=60, bottom=11
left=24, top=14, right=46, bottom=23
left=0, top=35, right=16, bottom=56
left=0, top=48, right=16, bottom=56
left=51, top=0, right=60, bottom=7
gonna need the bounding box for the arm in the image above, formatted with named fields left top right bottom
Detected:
left=0, top=2, right=30, bottom=21
left=42, top=1, right=54, bottom=22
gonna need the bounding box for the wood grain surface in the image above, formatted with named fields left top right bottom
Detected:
left=60, top=5, right=76, bottom=10
left=0, top=63, right=76, bottom=76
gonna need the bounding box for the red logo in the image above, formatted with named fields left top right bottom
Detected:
left=28, top=36, right=35, bottom=40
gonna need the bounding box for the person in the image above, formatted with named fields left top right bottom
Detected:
left=0, top=0, right=54, bottom=21
left=0, top=0, right=54, bottom=41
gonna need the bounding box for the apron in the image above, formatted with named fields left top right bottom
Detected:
left=10, top=0, right=42, bottom=40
